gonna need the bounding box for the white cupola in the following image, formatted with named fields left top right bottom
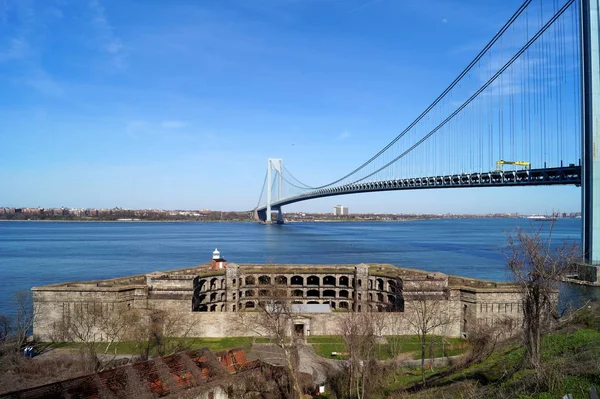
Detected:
left=212, top=248, right=221, bottom=260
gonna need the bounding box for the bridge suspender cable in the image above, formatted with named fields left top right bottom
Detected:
left=255, top=170, right=268, bottom=210
left=292, top=0, right=534, bottom=190
left=281, top=165, right=315, bottom=189
left=346, top=0, right=575, bottom=185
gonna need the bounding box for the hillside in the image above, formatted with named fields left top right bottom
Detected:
left=392, top=304, right=600, bottom=399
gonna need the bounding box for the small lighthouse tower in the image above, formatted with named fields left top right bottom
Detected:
left=211, top=248, right=227, bottom=270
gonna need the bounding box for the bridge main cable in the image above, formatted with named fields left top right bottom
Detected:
left=347, top=0, right=575, bottom=185
left=291, top=0, right=534, bottom=190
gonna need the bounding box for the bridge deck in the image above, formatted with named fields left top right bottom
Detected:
left=257, top=166, right=580, bottom=212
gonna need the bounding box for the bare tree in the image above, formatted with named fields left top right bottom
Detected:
left=337, top=310, right=385, bottom=399
left=506, top=223, right=578, bottom=370
left=0, top=290, right=38, bottom=355
left=54, top=302, right=131, bottom=372
left=235, top=286, right=304, bottom=399
left=404, top=290, right=453, bottom=384
left=126, top=306, right=200, bottom=360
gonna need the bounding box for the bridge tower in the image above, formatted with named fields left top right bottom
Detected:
left=266, top=158, right=283, bottom=223
left=581, top=0, right=600, bottom=266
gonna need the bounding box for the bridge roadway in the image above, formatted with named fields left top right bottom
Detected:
left=256, top=166, right=581, bottom=219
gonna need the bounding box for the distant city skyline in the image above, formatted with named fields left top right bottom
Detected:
left=0, top=0, right=580, bottom=214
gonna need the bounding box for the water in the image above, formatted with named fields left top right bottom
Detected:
left=0, top=218, right=595, bottom=315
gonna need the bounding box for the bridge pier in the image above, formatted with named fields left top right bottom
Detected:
left=276, top=209, right=284, bottom=224
left=581, top=0, right=600, bottom=273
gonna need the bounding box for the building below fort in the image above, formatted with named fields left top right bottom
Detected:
left=33, top=250, right=524, bottom=340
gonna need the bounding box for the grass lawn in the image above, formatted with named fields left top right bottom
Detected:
left=44, top=336, right=254, bottom=357
left=308, top=335, right=469, bottom=360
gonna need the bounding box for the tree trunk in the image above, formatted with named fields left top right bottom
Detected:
left=281, top=344, right=302, bottom=399
left=420, top=335, right=426, bottom=384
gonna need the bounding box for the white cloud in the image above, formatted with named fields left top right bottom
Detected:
left=161, top=120, right=188, bottom=129
left=24, top=70, right=65, bottom=97
left=124, top=121, right=151, bottom=138
left=442, top=18, right=448, bottom=24
left=0, top=38, right=29, bottom=62
left=338, top=131, right=351, bottom=139
left=88, top=0, right=126, bottom=69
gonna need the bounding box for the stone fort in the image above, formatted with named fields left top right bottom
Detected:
left=33, top=250, right=524, bottom=340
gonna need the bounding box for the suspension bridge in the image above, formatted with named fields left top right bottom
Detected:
left=254, top=0, right=600, bottom=266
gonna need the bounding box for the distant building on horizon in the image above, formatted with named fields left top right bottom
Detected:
left=333, top=205, right=348, bottom=216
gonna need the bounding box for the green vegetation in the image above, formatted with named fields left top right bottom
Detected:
left=45, top=336, right=254, bottom=357
left=308, top=335, right=468, bottom=361
left=400, top=328, right=600, bottom=398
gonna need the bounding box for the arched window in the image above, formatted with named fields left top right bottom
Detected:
left=377, top=293, right=384, bottom=302
left=210, top=304, right=217, bottom=312
left=339, top=301, right=349, bottom=309
left=323, top=276, right=336, bottom=286
left=339, top=276, right=349, bottom=287
left=292, top=289, right=303, bottom=297
left=388, top=279, right=400, bottom=293
left=210, top=293, right=217, bottom=302
left=307, top=276, right=319, bottom=285
left=307, top=301, right=319, bottom=304
left=245, top=276, right=256, bottom=286
left=245, top=301, right=255, bottom=309
left=339, top=290, right=349, bottom=298
left=323, top=290, right=336, bottom=298
left=198, top=294, right=207, bottom=304
left=245, top=290, right=255, bottom=297
left=221, top=279, right=226, bottom=289
left=275, top=276, right=287, bottom=285
left=198, top=305, right=208, bottom=312
left=258, top=275, right=271, bottom=285
left=259, top=289, right=271, bottom=297
left=307, top=289, right=319, bottom=298
left=210, top=278, right=218, bottom=290
left=196, top=279, right=207, bottom=292
left=377, top=278, right=384, bottom=291
left=291, top=276, right=304, bottom=285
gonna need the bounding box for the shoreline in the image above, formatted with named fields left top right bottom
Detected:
left=0, top=216, right=553, bottom=224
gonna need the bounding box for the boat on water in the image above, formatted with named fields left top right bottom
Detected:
left=526, top=215, right=557, bottom=221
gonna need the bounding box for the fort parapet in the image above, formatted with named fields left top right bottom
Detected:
left=32, top=253, right=524, bottom=340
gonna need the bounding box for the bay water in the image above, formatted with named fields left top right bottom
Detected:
left=0, top=218, right=595, bottom=316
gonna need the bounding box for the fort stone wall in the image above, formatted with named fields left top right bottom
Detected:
left=32, top=260, right=524, bottom=341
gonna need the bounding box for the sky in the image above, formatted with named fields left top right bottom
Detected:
left=0, top=0, right=581, bottom=214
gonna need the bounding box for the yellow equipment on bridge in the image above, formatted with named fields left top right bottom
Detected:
left=495, top=160, right=531, bottom=170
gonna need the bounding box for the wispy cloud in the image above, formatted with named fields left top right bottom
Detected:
left=349, top=0, right=384, bottom=13
left=23, top=70, right=65, bottom=97
left=0, top=38, right=29, bottom=63
left=161, top=120, right=188, bottom=129
left=88, top=0, right=126, bottom=69
left=126, top=120, right=191, bottom=139
left=338, top=131, right=351, bottom=139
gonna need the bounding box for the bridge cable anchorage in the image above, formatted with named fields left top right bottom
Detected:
left=344, top=0, right=575, bottom=185
left=286, top=0, right=534, bottom=191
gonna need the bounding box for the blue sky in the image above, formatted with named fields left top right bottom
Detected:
left=0, top=0, right=580, bottom=214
